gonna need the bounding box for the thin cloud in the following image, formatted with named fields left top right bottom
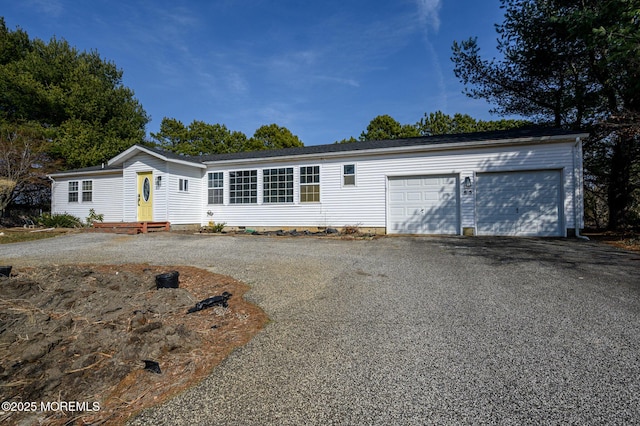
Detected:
left=416, top=0, right=442, bottom=32
left=24, top=0, right=64, bottom=17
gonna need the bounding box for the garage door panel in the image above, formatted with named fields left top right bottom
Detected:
left=476, top=170, right=562, bottom=237
left=388, top=175, right=459, bottom=235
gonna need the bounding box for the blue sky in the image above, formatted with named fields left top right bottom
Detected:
left=3, top=0, right=508, bottom=146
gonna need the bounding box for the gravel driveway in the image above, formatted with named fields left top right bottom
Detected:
left=3, top=233, right=640, bottom=424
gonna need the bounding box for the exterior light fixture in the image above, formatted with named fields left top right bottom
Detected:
left=155, top=175, right=162, bottom=188
left=463, top=176, right=473, bottom=194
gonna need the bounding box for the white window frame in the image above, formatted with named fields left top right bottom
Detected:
left=68, top=181, right=79, bottom=203
left=343, top=164, right=356, bottom=186
left=300, top=166, right=320, bottom=203
left=229, top=170, right=257, bottom=204
left=81, top=180, right=93, bottom=202
left=208, top=172, right=223, bottom=204
left=263, top=168, right=294, bottom=204
left=179, top=178, right=189, bottom=192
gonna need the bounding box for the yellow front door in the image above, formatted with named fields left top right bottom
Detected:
left=137, top=172, right=153, bottom=221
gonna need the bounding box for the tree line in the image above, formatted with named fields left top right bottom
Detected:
left=1, top=0, right=638, bottom=229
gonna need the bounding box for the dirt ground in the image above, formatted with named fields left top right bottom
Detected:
left=0, top=264, right=268, bottom=425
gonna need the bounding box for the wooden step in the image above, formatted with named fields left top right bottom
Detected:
left=92, top=222, right=170, bottom=234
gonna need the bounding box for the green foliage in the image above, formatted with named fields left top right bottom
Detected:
left=338, top=112, right=529, bottom=143
left=248, top=123, right=304, bottom=150
left=202, top=221, right=226, bottom=233
left=151, top=118, right=249, bottom=156
left=0, top=18, right=149, bottom=169
left=451, top=0, right=640, bottom=229
left=151, top=119, right=304, bottom=155
left=38, top=212, right=83, bottom=228
left=359, top=115, right=420, bottom=141
left=417, top=111, right=530, bottom=136
left=334, top=136, right=359, bottom=144
left=85, top=208, right=104, bottom=226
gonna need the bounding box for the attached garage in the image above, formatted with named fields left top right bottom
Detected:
left=387, top=175, right=460, bottom=234
left=49, top=128, right=587, bottom=237
left=476, top=170, right=563, bottom=237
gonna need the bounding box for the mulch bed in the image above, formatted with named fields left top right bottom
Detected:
left=0, top=264, right=268, bottom=425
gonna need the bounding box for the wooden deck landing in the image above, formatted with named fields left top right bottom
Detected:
left=91, top=221, right=170, bottom=235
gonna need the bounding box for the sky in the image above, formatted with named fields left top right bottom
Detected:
left=2, top=0, right=509, bottom=146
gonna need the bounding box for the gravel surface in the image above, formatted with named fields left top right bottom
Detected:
left=3, top=233, right=640, bottom=424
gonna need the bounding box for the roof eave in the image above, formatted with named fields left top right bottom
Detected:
left=48, top=168, right=123, bottom=178
left=202, top=133, right=589, bottom=166
left=108, top=145, right=206, bottom=169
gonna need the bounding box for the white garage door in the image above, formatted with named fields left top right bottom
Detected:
left=388, top=175, right=459, bottom=234
left=476, top=170, right=562, bottom=236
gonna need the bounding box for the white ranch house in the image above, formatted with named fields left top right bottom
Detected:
left=48, top=128, right=588, bottom=237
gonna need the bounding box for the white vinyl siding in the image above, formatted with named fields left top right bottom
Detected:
left=52, top=173, right=123, bottom=222
left=123, top=153, right=167, bottom=222
left=52, top=136, right=582, bottom=234
left=202, top=142, right=579, bottom=232
left=166, top=162, right=203, bottom=224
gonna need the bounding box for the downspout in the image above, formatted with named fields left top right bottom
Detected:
left=48, top=175, right=56, bottom=214
left=574, top=137, right=589, bottom=240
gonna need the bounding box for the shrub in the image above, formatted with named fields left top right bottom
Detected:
left=38, top=213, right=83, bottom=228
left=342, top=224, right=361, bottom=235
left=85, top=209, right=104, bottom=226
left=203, top=221, right=226, bottom=233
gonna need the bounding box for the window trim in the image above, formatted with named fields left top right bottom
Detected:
left=343, top=164, right=356, bottom=186
left=263, top=167, right=294, bottom=204
left=178, top=178, right=189, bottom=192
left=68, top=181, right=79, bottom=203
left=81, top=180, right=93, bottom=202
left=229, top=170, right=258, bottom=204
left=300, top=165, right=320, bottom=203
left=208, top=172, right=224, bottom=205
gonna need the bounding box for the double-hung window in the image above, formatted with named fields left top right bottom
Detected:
left=263, top=168, right=293, bottom=203
left=300, top=166, right=320, bottom=203
left=68, top=181, right=79, bottom=202
left=343, top=164, right=355, bottom=186
left=81, top=180, right=93, bottom=201
left=208, top=172, right=223, bottom=204
left=229, top=170, right=257, bottom=204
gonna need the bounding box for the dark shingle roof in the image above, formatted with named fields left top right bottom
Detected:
left=50, top=127, right=587, bottom=175
left=198, top=127, right=585, bottom=163
left=48, top=164, right=122, bottom=176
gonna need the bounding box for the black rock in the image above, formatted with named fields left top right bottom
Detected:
left=187, top=291, right=232, bottom=314
left=143, top=359, right=161, bottom=374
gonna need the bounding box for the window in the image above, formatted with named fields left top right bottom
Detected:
left=179, top=178, right=189, bottom=192
left=300, top=166, right=320, bottom=203
left=68, top=181, right=79, bottom=202
left=343, top=164, right=355, bottom=186
left=81, top=180, right=93, bottom=202
left=263, top=168, right=293, bottom=203
left=208, top=172, right=223, bottom=204
left=229, top=170, right=257, bottom=204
